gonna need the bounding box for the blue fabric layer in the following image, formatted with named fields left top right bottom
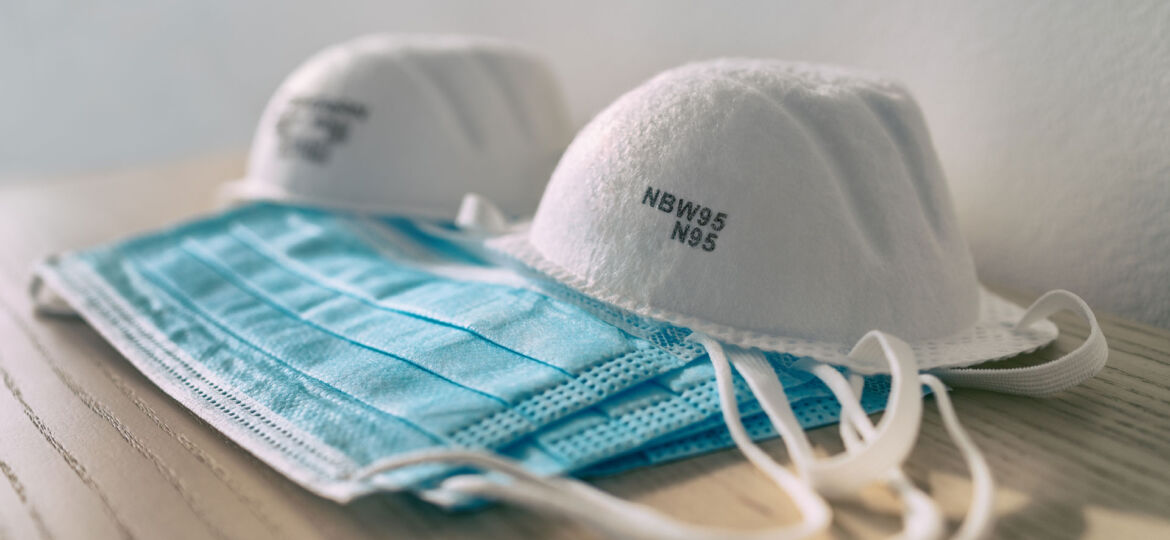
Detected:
left=37, top=202, right=892, bottom=502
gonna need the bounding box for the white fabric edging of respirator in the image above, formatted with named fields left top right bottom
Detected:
left=219, top=33, right=573, bottom=219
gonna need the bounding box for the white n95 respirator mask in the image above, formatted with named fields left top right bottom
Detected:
left=220, top=34, right=573, bottom=218
left=495, top=59, right=1082, bottom=373
left=436, top=59, right=1108, bottom=539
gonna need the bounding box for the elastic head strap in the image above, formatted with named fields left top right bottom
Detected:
left=934, top=289, right=1107, bottom=396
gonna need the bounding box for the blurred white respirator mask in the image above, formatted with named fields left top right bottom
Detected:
left=220, top=33, right=572, bottom=219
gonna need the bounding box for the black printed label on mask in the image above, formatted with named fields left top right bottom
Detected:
left=640, top=186, right=729, bottom=252
left=276, top=96, right=369, bottom=164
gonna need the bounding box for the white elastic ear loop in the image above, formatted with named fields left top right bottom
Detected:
left=813, top=370, right=944, bottom=540
left=454, top=192, right=511, bottom=234
left=408, top=193, right=525, bottom=260
left=353, top=446, right=831, bottom=540
left=704, top=331, right=923, bottom=498
left=936, top=290, right=1107, bottom=396
left=818, top=366, right=995, bottom=539
left=917, top=375, right=995, bottom=540
left=703, top=336, right=833, bottom=536
left=215, top=179, right=251, bottom=209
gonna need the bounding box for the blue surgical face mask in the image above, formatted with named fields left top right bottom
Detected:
left=33, top=203, right=694, bottom=498
left=33, top=202, right=887, bottom=504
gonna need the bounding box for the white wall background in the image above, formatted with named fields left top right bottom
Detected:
left=3, top=1, right=1168, bottom=327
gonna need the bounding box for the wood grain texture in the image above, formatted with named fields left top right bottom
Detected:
left=0, top=156, right=1167, bottom=539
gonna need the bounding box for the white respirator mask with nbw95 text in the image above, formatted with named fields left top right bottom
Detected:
left=429, top=58, right=1109, bottom=539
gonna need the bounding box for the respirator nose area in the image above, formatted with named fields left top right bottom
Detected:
left=518, top=59, right=981, bottom=345
left=229, top=34, right=573, bottom=219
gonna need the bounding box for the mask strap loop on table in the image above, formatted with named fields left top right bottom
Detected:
left=935, top=290, right=1107, bottom=396
left=813, top=368, right=945, bottom=540
left=817, top=364, right=996, bottom=540
left=700, top=331, right=923, bottom=498
left=918, top=374, right=996, bottom=540
left=353, top=443, right=832, bottom=540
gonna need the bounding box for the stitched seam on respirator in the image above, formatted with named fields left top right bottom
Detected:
left=44, top=258, right=354, bottom=482
left=490, top=234, right=1057, bottom=372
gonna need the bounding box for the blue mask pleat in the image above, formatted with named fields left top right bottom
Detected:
left=142, top=241, right=519, bottom=435
left=224, top=219, right=635, bottom=371
left=72, top=249, right=442, bottom=472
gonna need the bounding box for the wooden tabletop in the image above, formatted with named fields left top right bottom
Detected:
left=1, top=156, right=1168, bottom=540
